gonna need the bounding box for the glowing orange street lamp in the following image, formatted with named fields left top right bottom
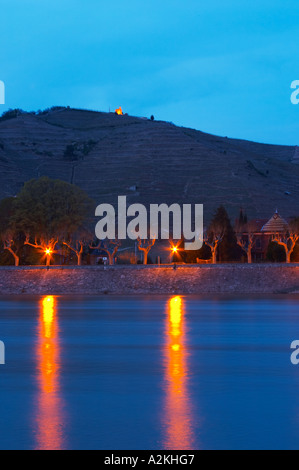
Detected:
left=170, top=245, right=179, bottom=267
left=44, top=248, right=53, bottom=267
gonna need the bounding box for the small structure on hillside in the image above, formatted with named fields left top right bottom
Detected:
left=115, top=106, right=123, bottom=116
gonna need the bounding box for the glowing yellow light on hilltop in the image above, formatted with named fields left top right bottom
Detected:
left=115, top=106, right=123, bottom=115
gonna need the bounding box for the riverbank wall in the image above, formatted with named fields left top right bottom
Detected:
left=1, top=264, right=299, bottom=295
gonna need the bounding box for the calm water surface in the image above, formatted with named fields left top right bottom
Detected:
left=0, top=295, right=299, bottom=450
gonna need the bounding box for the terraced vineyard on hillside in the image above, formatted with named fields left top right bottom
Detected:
left=0, top=107, right=298, bottom=222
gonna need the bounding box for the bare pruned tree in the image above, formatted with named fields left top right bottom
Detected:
left=63, top=229, right=92, bottom=266
left=137, top=238, right=156, bottom=265
left=3, top=235, right=20, bottom=267
left=63, top=240, right=84, bottom=266
left=236, top=221, right=257, bottom=264
left=272, top=220, right=299, bottom=263
left=205, top=206, right=231, bottom=264
left=204, top=231, right=223, bottom=264
left=90, top=239, right=122, bottom=265
left=204, top=218, right=224, bottom=264
left=0, top=198, right=21, bottom=267
left=25, top=235, right=58, bottom=266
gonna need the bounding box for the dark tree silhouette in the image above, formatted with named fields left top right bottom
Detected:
left=14, top=177, right=93, bottom=265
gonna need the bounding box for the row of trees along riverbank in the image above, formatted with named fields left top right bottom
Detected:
left=0, top=177, right=157, bottom=267
left=1, top=177, right=299, bottom=266
left=180, top=206, right=299, bottom=265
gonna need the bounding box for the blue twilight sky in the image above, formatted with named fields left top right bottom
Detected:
left=0, top=0, right=299, bottom=145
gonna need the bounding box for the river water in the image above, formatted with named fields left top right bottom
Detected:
left=0, top=295, right=299, bottom=450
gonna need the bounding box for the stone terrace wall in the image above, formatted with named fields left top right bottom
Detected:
left=0, top=264, right=299, bottom=295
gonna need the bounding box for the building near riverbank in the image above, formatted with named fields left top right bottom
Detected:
left=238, top=211, right=290, bottom=261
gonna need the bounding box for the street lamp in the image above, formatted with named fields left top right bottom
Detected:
left=44, top=248, right=53, bottom=267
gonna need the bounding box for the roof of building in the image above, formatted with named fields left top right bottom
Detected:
left=248, top=219, right=268, bottom=232
left=236, top=218, right=267, bottom=233
left=261, top=211, right=289, bottom=233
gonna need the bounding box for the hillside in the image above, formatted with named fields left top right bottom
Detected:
left=0, top=107, right=298, bottom=222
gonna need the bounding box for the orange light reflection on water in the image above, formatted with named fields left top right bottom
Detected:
left=35, top=296, right=65, bottom=450
left=163, top=296, right=196, bottom=450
